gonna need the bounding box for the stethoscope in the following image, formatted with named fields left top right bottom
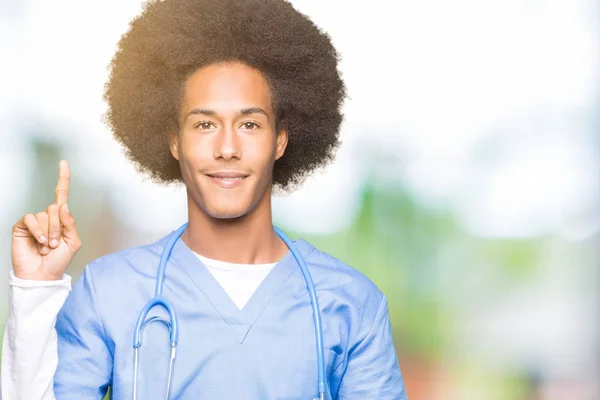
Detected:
left=132, top=222, right=326, bottom=400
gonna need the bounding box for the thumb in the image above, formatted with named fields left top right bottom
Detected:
left=59, top=204, right=81, bottom=245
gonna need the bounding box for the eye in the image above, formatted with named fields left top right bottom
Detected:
left=241, top=121, right=260, bottom=130
left=194, top=121, right=216, bottom=130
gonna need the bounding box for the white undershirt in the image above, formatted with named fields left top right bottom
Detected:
left=1, top=271, right=70, bottom=400
left=193, top=253, right=277, bottom=310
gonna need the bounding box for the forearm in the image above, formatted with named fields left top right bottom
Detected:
left=1, top=271, right=71, bottom=400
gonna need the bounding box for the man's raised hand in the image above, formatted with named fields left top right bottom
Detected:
left=11, top=160, right=83, bottom=280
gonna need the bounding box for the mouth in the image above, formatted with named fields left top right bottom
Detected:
left=204, top=172, right=249, bottom=188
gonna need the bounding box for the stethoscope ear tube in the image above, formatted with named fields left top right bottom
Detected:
left=274, top=226, right=326, bottom=399
left=155, top=224, right=188, bottom=298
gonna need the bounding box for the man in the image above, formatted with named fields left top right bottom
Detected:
left=3, top=0, right=407, bottom=398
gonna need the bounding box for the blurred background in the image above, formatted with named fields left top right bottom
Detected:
left=1, top=0, right=599, bottom=398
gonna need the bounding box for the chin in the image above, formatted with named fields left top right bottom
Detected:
left=203, top=203, right=252, bottom=220
left=209, top=210, right=248, bottom=220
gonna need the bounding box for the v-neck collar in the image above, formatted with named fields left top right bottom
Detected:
left=169, top=232, right=315, bottom=344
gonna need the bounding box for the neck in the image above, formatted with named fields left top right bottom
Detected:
left=182, top=189, right=288, bottom=264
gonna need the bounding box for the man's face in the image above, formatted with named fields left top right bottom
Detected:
left=171, top=62, right=288, bottom=219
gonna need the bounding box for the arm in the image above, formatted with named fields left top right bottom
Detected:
left=1, top=272, right=71, bottom=400
left=5, top=160, right=102, bottom=399
left=53, top=267, right=112, bottom=400
left=336, top=295, right=407, bottom=399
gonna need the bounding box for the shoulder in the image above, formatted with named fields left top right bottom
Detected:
left=82, top=230, right=173, bottom=283
left=299, top=238, right=386, bottom=310
left=60, top=231, right=177, bottom=323
left=296, top=239, right=390, bottom=347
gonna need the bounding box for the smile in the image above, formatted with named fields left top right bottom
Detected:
left=205, top=173, right=249, bottom=188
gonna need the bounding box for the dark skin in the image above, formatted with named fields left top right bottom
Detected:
left=11, top=61, right=290, bottom=281
left=170, top=61, right=290, bottom=264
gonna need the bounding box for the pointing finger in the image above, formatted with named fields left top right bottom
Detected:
left=54, top=160, right=70, bottom=205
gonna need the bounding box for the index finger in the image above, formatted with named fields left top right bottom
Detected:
left=54, top=160, right=70, bottom=205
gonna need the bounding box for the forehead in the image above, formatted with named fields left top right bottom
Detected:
left=182, top=62, right=273, bottom=114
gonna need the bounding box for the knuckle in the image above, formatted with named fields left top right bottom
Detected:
left=12, top=221, right=21, bottom=233
left=34, top=211, right=47, bottom=220
left=67, top=240, right=82, bottom=254
left=55, top=188, right=68, bottom=197
left=65, top=213, right=76, bottom=225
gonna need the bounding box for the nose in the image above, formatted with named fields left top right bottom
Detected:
left=213, top=125, right=241, bottom=160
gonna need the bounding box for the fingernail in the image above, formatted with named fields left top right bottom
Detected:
left=65, top=204, right=69, bottom=213
left=41, top=246, right=49, bottom=254
left=40, top=235, right=47, bottom=243
left=50, top=239, right=59, bottom=247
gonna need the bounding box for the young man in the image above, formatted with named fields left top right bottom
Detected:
left=3, top=0, right=407, bottom=398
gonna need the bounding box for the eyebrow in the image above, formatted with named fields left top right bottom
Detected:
left=185, top=107, right=270, bottom=121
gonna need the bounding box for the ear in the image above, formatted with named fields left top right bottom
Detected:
left=275, top=120, right=288, bottom=161
left=168, top=133, right=180, bottom=161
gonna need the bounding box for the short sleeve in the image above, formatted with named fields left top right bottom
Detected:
left=54, top=266, right=113, bottom=399
left=336, top=295, right=407, bottom=399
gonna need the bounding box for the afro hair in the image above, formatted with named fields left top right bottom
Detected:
left=103, top=0, right=347, bottom=191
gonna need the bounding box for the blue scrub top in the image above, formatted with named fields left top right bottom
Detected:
left=54, top=229, right=407, bottom=399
